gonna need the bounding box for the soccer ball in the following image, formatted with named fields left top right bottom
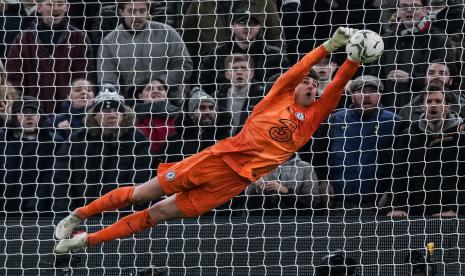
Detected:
left=346, top=30, right=384, bottom=64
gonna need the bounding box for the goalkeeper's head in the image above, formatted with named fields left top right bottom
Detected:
left=294, top=69, right=319, bottom=107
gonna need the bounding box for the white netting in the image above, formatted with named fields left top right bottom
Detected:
left=0, top=0, right=464, bottom=275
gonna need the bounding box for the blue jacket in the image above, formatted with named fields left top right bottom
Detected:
left=328, top=107, right=398, bottom=202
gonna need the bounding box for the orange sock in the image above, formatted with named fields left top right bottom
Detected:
left=86, top=208, right=156, bottom=247
left=75, top=186, right=135, bottom=219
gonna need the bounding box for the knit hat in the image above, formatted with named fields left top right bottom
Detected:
left=232, top=6, right=262, bottom=25
left=92, top=89, right=126, bottom=112
left=188, top=87, right=216, bottom=113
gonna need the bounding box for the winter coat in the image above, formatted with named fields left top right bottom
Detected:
left=56, top=128, right=154, bottom=209
left=5, top=20, right=96, bottom=114
left=321, top=107, right=398, bottom=206
left=391, top=112, right=465, bottom=216
left=134, top=100, right=180, bottom=155
left=98, top=21, right=193, bottom=104
left=0, top=124, right=64, bottom=214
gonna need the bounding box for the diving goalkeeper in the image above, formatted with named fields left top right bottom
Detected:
left=55, top=27, right=360, bottom=253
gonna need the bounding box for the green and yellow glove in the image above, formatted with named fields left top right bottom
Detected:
left=323, top=27, right=357, bottom=53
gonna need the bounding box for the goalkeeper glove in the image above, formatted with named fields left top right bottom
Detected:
left=323, top=27, right=357, bottom=53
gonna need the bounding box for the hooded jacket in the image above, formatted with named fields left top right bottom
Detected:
left=391, top=112, right=465, bottom=216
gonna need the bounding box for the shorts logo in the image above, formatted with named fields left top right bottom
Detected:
left=165, top=171, right=176, bottom=181
left=295, top=112, right=305, bottom=121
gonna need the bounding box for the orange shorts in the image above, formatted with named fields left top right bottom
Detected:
left=157, top=148, right=251, bottom=217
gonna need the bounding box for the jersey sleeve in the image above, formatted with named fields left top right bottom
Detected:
left=252, top=45, right=329, bottom=113
left=311, top=59, right=360, bottom=123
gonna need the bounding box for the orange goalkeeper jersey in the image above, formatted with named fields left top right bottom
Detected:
left=211, top=45, right=360, bottom=182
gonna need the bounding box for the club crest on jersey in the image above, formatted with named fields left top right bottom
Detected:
left=295, top=112, right=305, bottom=121
left=165, top=171, right=176, bottom=181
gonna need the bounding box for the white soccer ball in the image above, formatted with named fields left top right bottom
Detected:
left=346, top=30, right=384, bottom=64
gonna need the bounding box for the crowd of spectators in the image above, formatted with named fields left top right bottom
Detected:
left=0, top=0, right=464, bottom=218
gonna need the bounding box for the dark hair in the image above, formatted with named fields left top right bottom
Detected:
left=420, top=84, right=456, bottom=105
left=224, top=54, right=255, bottom=70
left=134, top=78, right=168, bottom=99
left=397, top=0, right=428, bottom=7
left=427, top=58, right=460, bottom=88
left=307, top=68, right=319, bottom=81
left=70, top=78, right=96, bottom=95
left=117, top=0, right=150, bottom=11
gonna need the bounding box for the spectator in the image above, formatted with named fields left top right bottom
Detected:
left=314, top=56, right=338, bottom=97
left=88, top=1, right=182, bottom=47
left=388, top=86, right=465, bottom=217
left=0, top=84, right=18, bottom=128
left=316, top=76, right=398, bottom=213
left=216, top=54, right=265, bottom=134
left=5, top=0, right=95, bottom=115
left=372, top=0, right=455, bottom=109
left=133, top=79, right=180, bottom=157
left=399, top=61, right=465, bottom=121
left=199, top=6, right=289, bottom=94
left=182, top=0, right=285, bottom=68
left=429, top=0, right=465, bottom=56
left=245, top=153, right=321, bottom=216
left=98, top=0, right=193, bottom=105
left=54, top=78, right=96, bottom=139
left=0, top=0, right=37, bottom=60
left=165, top=88, right=231, bottom=162
left=56, top=91, right=154, bottom=209
left=0, top=96, right=64, bottom=214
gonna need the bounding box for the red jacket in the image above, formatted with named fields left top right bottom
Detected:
left=5, top=21, right=95, bottom=114
left=137, top=116, right=176, bottom=155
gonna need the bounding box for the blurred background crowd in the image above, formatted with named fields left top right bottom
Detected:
left=0, top=0, right=464, bottom=218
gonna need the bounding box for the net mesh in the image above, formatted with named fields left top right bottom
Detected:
left=0, top=0, right=464, bottom=275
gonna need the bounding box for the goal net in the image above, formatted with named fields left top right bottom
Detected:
left=1, top=0, right=464, bottom=275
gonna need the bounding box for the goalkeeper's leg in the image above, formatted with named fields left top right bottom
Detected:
left=55, top=177, right=165, bottom=240
left=54, top=194, right=185, bottom=253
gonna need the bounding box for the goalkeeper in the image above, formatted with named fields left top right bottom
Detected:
left=54, top=27, right=360, bottom=253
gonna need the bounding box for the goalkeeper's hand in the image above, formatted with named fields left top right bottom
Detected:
left=323, top=27, right=357, bottom=53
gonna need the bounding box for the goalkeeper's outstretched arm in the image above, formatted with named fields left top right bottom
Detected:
left=266, top=27, right=356, bottom=99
